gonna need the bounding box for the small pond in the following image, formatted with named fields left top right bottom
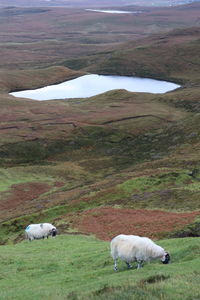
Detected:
left=10, top=74, right=180, bottom=101
left=85, top=9, right=142, bottom=14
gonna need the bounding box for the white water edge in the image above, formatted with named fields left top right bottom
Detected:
left=10, top=74, right=180, bottom=101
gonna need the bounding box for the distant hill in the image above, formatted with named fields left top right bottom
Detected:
left=0, top=3, right=200, bottom=70
left=83, top=27, right=200, bottom=84
left=0, top=0, right=199, bottom=7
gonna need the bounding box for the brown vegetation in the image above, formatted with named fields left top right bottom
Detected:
left=0, top=3, right=200, bottom=69
left=0, top=182, right=51, bottom=220
left=65, top=207, right=200, bottom=240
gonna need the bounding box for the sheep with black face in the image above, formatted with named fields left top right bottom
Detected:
left=111, top=234, right=170, bottom=271
left=25, top=223, right=57, bottom=241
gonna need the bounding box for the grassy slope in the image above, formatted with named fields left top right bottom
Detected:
left=0, top=86, right=192, bottom=226
left=0, top=235, right=200, bottom=300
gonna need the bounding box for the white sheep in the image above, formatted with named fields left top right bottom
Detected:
left=25, top=223, right=57, bottom=241
left=110, top=234, right=170, bottom=271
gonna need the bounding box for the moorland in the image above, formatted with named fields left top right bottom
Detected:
left=1, top=2, right=200, bottom=299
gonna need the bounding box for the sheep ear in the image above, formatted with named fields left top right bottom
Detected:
left=40, top=224, right=43, bottom=228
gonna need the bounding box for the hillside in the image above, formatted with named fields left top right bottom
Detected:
left=1, top=26, right=200, bottom=245
left=0, top=2, right=200, bottom=246
left=82, top=27, right=200, bottom=84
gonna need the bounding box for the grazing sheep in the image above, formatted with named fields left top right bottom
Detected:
left=110, top=234, right=170, bottom=271
left=25, top=223, right=57, bottom=241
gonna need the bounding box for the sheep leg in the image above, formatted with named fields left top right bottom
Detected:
left=114, top=259, right=118, bottom=271
left=137, top=260, right=143, bottom=269
left=126, top=262, right=132, bottom=269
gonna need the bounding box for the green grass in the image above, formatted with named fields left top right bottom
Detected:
left=0, top=161, right=95, bottom=194
left=77, top=170, right=200, bottom=211
left=0, top=235, right=200, bottom=300
left=119, top=171, right=192, bottom=194
left=0, top=167, right=55, bottom=192
left=1, top=168, right=200, bottom=244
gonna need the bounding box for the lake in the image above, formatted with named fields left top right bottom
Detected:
left=10, top=74, right=180, bottom=101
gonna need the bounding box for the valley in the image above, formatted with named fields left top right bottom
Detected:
left=0, top=0, right=200, bottom=243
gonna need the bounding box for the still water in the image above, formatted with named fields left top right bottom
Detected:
left=10, top=74, right=180, bottom=101
left=85, top=9, right=142, bottom=14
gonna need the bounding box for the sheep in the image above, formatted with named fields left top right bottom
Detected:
left=110, top=234, right=170, bottom=271
left=25, top=223, right=57, bottom=241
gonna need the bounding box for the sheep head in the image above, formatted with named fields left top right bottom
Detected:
left=51, top=227, right=57, bottom=237
left=161, top=252, right=170, bottom=264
